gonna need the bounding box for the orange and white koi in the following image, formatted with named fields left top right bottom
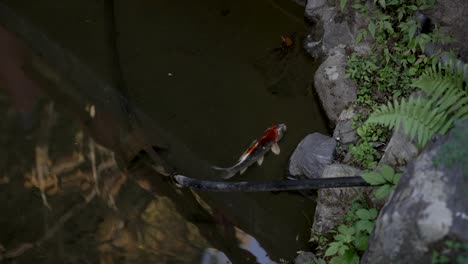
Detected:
left=212, top=124, right=287, bottom=179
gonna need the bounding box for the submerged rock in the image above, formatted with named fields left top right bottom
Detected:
left=362, top=120, right=468, bottom=263
left=312, top=164, right=368, bottom=234
left=314, top=46, right=357, bottom=123
left=288, top=133, right=336, bottom=178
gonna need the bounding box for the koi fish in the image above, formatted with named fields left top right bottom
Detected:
left=212, top=124, right=287, bottom=179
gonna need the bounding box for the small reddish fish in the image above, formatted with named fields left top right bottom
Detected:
left=213, top=124, right=287, bottom=179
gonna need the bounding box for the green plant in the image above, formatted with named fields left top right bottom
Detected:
left=366, top=62, right=468, bottom=147
left=321, top=197, right=377, bottom=264
left=349, top=123, right=389, bottom=170
left=432, top=239, right=468, bottom=264
left=340, top=0, right=348, bottom=11
left=433, top=120, right=468, bottom=175
left=343, top=0, right=452, bottom=172
left=349, top=142, right=379, bottom=170
left=346, top=0, right=450, bottom=106
left=361, top=165, right=402, bottom=199
left=315, top=258, right=327, bottom=264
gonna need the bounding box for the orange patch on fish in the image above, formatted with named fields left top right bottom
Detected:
left=245, top=126, right=279, bottom=155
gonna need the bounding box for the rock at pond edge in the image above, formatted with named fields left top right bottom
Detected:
left=362, top=120, right=468, bottom=263
left=288, top=133, right=336, bottom=179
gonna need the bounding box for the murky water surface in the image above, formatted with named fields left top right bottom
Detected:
left=0, top=0, right=328, bottom=263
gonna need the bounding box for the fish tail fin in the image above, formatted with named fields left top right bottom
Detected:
left=211, top=166, right=237, bottom=179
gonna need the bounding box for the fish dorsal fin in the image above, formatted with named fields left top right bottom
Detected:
left=271, top=143, right=280, bottom=155
left=257, top=156, right=264, bottom=166
left=240, top=167, right=248, bottom=175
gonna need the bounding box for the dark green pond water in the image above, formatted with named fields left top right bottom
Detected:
left=0, top=0, right=328, bottom=263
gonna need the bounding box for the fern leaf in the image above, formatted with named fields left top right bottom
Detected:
left=454, top=106, right=468, bottom=119
left=437, top=91, right=460, bottom=112
left=370, top=59, right=467, bottom=148
left=440, top=116, right=456, bottom=134
left=446, top=96, right=468, bottom=114
left=366, top=97, right=438, bottom=146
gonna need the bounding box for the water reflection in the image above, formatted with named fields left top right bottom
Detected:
left=235, top=227, right=277, bottom=264
left=201, top=248, right=231, bottom=264
left=0, top=0, right=327, bottom=262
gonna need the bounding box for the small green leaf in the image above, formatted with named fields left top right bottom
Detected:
left=325, top=242, right=340, bottom=256
left=316, top=258, right=327, bottom=264
left=392, top=173, right=402, bottom=184
left=408, top=67, right=417, bottom=76
left=329, top=256, right=346, bottom=264
left=338, top=244, right=349, bottom=255
left=338, top=225, right=355, bottom=236
left=408, top=23, right=417, bottom=40
left=361, top=171, right=386, bottom=185
left=432, top=251, right=439, bottom=263
left=356, top=31, right=363, bottom=43
left=368, top=21, right=376, bottom=39
left=444, top=240, right=455, bottom=248
left=456, top=255, right=468, bottom=264
left=374, top=184, right=392, bottom=199
left=462, top=242, right=468, bottom=251
left=368, top=208, right=378, bottom=219
left=335, top=234, right=347, bottom=242
left=356, top=209, right=371, bottom=220
left=378, top=0, right=386, bottom=9
left=380, top=165, right=395, bottom=182
left=354, top=232, right=370, bottom=250
left=340, top=0, right=348, bottom=11
left=439, top=255, right=450, bottom=263
left=330, top=251, right=360, bottom=264
left=397, top=10, right=404, bottom=21
left=356, top=220, right=375, bottom=233
left=355, top=220, right=371, bottom=232
left=384, top=21, right=393, bottom=34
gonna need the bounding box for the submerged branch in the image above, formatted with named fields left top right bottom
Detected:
left=0, top=190, right=97, bottom=260
left=172, top=175, right=372, bottom=192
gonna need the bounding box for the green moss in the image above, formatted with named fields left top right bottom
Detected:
left=433, top=121, right=468, bottom=175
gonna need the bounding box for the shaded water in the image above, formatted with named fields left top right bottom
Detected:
left=0, top=0, right=328, bottom=263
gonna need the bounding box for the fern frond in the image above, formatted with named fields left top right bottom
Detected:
left=369, top=60, right=468, bottom=148
left=412, top=60, right=467, bottom=96
left=366, top=97, right=446, bottom=146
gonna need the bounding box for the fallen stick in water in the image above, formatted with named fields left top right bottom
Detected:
left=172, top=174, right=373, bottom=192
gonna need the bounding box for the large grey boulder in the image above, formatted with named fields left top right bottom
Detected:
left=333, top=106, right=358, bottom=146
left=378, top=129, right=419, bottom=172
left=304, top=1, right=368, bottom=57
left=321, top=12, right=355, bottom=53
left=423, top=0, right=468, bottom=61
left=314, top=46, right=357, bottom=123
left=305, top=0, right=328, bottom=22
left=289, top=0, right=307, bottom=7
left=305, top=6, right=355, bottom=57
left=312, top=164, right=369, bottom=234
left=288, top=133, right=336, bottom=179
left=294, top=251, right=318, bottom=264
left=362, top=120, right=468, bottom=263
